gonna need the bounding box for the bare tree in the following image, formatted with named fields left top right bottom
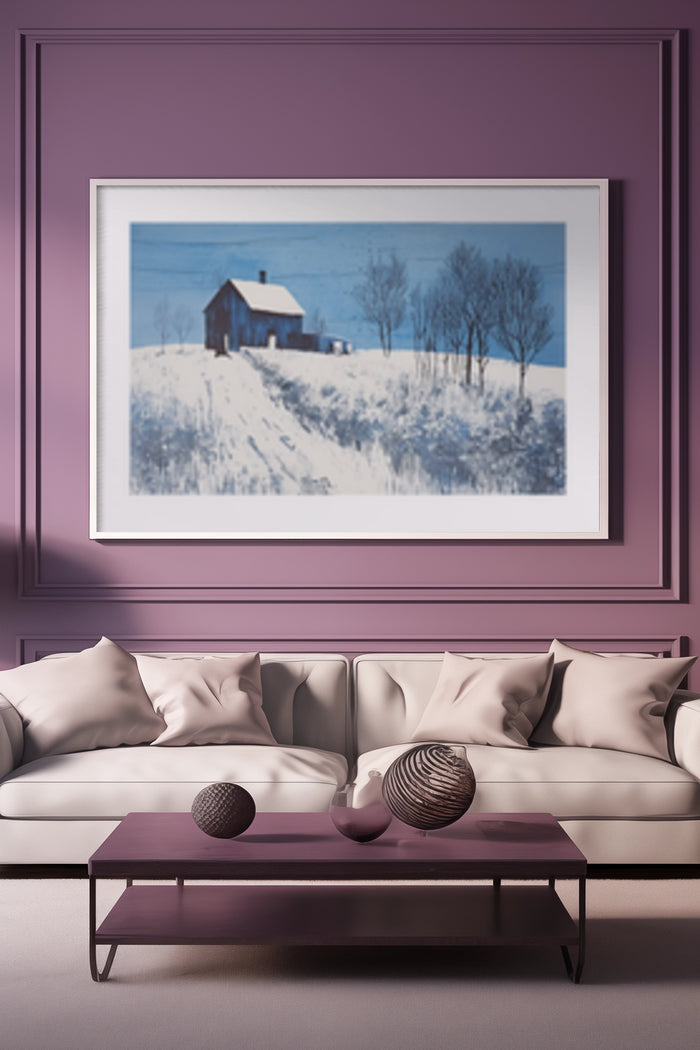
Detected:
left=492, top=255, right=554, bottom=398
left=353, top=252, right=408, bottom=356
left=435, top=273, right=471, bottom=377
left=308, top=307, right=327, bottom=350
left=153, top=298, right=172, bottom=354
left=410, top=283, right=443, bottom=378
left=410, top=283, right=442, bottom=352
left=410, top=283, right=429, bottom=351
left=172, top=307, right=194, bottom=352
left=471, top=256, right=497, bottom=392
left=441, top=242, right=486, bottom=385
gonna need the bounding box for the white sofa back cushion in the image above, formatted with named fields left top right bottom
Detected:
left=353, top=653, right=545, bottom=755
left=352, top=650, right=692, bottom=762
left=258, top=654, right=350, bottom=754
left=35, top=651, right=351, bottom=759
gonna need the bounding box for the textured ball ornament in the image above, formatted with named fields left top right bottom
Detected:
left=191, top=782, right=256, bottom=838
left=382, top=744, right=476, bottom=831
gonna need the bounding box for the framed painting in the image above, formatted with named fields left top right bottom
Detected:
left=89, top=178, right=608, bottom=539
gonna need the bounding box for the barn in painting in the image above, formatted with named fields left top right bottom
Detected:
left=204, top=271, right=305, bottom=354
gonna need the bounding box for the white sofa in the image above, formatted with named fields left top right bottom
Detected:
left=0, top=651, right=350, bottom=865
left=1, top=644, right=700, bottom=868
left=351, top=653, right=700, bottom=868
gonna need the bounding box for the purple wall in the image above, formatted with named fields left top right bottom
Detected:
left=1, top=0, right=698, bottom=676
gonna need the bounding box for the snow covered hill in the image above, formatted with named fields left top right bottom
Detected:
left=130, top=345, right=566, bottom=497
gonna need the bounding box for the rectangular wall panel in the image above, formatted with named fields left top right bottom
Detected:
left=16, top=28, right=687, bottom=604
left=19, top=635, right=688, bottom=664
left=2, top=2, right=698, bottom=694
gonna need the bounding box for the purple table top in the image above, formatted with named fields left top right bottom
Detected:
left=89, top=811, right=587, bottom=880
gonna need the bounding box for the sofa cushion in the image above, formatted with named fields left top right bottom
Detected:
left=135, top=652, right=277, bottom=747
left=410, top=651, right=554, bottom=748
left=532, top=640, right=696, bottom=761
left=353, top=652, right=558, bottom=756
left=670, top=691, right=700, bottom=779
left=0, top=696, right=24, bottom=778
left=0, top=743, right=348, bottom=818
left=0, top=638, right=164, bottom=763
left=355, top=743, right=700, bottom=820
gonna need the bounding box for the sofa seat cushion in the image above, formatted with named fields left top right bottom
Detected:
left=355, top=743, right=700, bottom=820
left=0, top=744, right=347, bottom=819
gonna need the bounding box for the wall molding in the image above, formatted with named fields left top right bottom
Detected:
left=16, top=27, right=685, bottom=46
left=9, top=578, right=696, bottom=605
left=16, top=26, right=689, bottom=604
left=18, top=633, right=688, bottom=664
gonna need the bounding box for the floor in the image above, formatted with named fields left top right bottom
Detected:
left=1, top=876, right=699, bottom=1050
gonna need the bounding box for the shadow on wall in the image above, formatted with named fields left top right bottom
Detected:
left=0, top=528, right=138, bottom=670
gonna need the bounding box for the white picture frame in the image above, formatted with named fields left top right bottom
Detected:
left=90, top=178, right=608, bottom=539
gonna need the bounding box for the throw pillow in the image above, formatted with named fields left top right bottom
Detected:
left=410, top=651, right=555, bottom=748
left=0, top=637, right=165, bottom=762
left=135, top=652, right=277, bottom=747
left=531, top=639, right=696, bottom=761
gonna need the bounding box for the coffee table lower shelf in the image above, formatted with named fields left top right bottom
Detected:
left=91, top=882, right=582, bottom=979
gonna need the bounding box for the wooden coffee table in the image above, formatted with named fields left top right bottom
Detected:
left=88, top=811, right=586, bottom=983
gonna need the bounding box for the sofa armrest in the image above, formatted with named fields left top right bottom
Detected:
left=0, top=695, right=24, bottom=778
left=668, top=690, right=700, bottom=780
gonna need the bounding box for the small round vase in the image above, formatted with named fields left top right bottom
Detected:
left=382, top=743, right=476, bottom=831
left=329, top=771, right=392, bottom=842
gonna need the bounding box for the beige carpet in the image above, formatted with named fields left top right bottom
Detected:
left=1, top=877, right=699, bottom=1050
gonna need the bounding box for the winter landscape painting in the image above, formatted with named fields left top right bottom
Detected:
left=90, top=180, right=608, bottom=538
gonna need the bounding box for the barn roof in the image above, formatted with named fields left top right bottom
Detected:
left=221, top=278, right=305, bottom=317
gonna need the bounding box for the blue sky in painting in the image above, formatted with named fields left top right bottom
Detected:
left=130, top=222, right=566, bottom=366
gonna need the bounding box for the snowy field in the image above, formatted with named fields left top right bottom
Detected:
left=130, top=344, right=566, bottom=497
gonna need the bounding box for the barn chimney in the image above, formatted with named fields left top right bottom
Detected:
left=259, top=270, right=267, bottom=284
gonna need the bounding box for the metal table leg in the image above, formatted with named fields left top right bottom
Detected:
left=89, top=876, right=118, bottom=983
left=561, top=877, right=586, bottom=983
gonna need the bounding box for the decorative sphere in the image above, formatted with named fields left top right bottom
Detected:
left=191, top=782, right=256, bottom=838
left=382, top=744, right=476, bottom=830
